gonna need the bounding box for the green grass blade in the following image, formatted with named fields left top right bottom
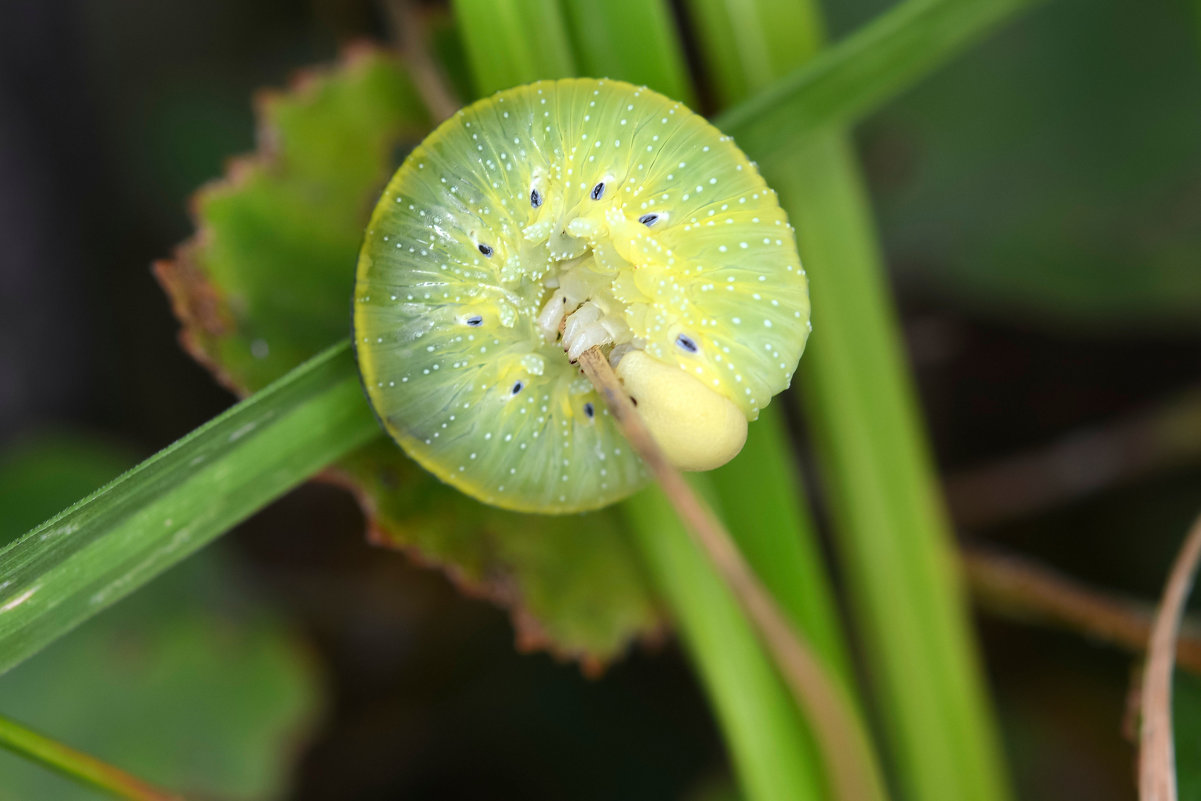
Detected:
left=689, top=0, right=1024, bottom=797
left=626, top=485, right=825, bottom=801
left=564, top=0, right=852, bottom=792
left=452, top=2, right=829, bottom=797
left=0, top=713, right=178, bottom=801
left=790, top=138, right=1012, bottom=801
left=454, top=0, right=577, bottom=96
left=0, top=341, right=377, bottom=675
left=683, top=0, right=896, bottom=796
left=714, top=0, right=1045, bottom=171
left=687, top=0, right=824, bottom=100
left=559, top=0, right=852, bottom=711
left=560, top=0, right=695, bottom=105
left=706, top=420, right=851, bottom=678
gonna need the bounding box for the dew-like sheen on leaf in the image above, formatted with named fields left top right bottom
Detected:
left=355, top=78, right=809, bottom=514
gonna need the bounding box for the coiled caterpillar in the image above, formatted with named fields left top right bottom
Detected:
left=354, top=78, right=809, bottom=513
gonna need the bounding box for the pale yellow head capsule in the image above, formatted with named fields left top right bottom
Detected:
left=615, top=351, right=748, bottom=472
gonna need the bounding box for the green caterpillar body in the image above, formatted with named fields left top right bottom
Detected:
left=354, top=78, right=809, bottom=513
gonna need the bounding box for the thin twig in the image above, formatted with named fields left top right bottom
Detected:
left=946, top=387, right=1201, bottom=530
left=382, top=0, right=461, bottom=122
left=1139, top=510, right=1201, bottom=801
left=577, top=346, right=887, bottom=801
left=0, top=713, right=184, bottom=801
left=962, top=545, right=1201, bottom=675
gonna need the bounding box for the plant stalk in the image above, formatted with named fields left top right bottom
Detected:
left=0, top=713, right=183, bottom=801
left=579, top=348, right=886, bottom=801
left=0, top=342, right=378, bottom=674
left=687, top=0, right=1024, bottom=797
left=1139, top=510, right=1201, bottom=801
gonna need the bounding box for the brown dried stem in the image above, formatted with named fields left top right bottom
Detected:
left=946, top=387, right=1201, bottom=530
left=383, top=0, right=460, bottom=122
left=577, top=346, right=886, bottom=801
left=1139, top=510, right=1201, bottom=801
left=963, top=545, right=1201, bottom=675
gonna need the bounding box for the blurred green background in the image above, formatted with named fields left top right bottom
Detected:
left=1, top=0, right=1199, bottom=798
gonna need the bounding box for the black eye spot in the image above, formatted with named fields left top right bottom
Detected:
left=630, top=396, right=638, bottom=407
left=531, top=188, right=542, bottom=208
left=478, top=243, right=493, bottom=257
left=675, top=334, right=699, bottom=353
left=583, top=402, right=594, bottom=419
left=466, top=315, right=483, bottom=327
left=591, top=182, right=605, bottom=201
left=638, top=213, right=659, bottom=227
left=511, top=381, right=524, bottom=395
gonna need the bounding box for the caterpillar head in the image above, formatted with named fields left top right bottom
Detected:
left=353, top=78, right=809, bottom=513
left=614, top=350, right=747, bottom=471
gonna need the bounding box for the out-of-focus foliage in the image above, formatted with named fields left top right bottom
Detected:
left=155, top=47, right=662, bottom=664
left=0, top=435, right=135, bottom=546
left=860, top=0, right=1201, bottom=329
left=0, top=434, right=322, bottom=801
left=1175, top=670, right=1201, bottom=800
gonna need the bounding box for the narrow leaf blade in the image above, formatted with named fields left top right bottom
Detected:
left=561, top=0, right=695, bottom=105
left=690, top=0, right=1023, bottom=797
left=714, top=0, right=1045, bottom=171
left=0, top=343, right=376, bottom=674
left=454, top=0, right=577, bottom=96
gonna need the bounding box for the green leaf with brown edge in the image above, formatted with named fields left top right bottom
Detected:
left=156, top=44, right=432, bottom=391
left=330, top=439, right=661, bottom=669
left=156, top=45, right=663, bottom=665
